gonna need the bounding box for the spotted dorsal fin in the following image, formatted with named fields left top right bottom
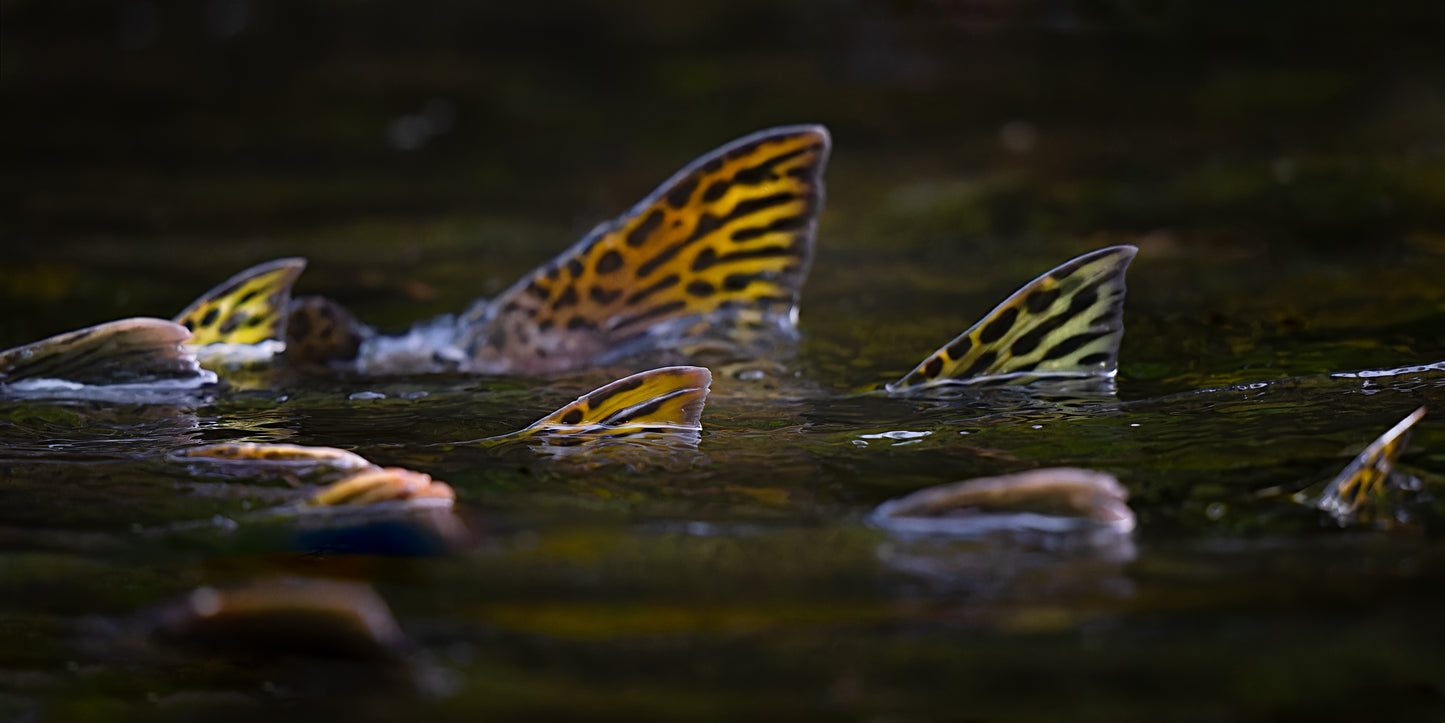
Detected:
left=459, top=125, right=830, bottom=374
left=0, top=318, right=201, bottom=385
left=174, top=258, right=306, bottom=345
left=1316, top=407, right=1426, bottom=523
left=886, top=245, right=1137, bottom=394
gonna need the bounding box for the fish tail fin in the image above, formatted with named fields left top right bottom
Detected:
left=459, top=125, right=830, bottom=374
left=886, top=245, right=1137, bottom=394
left=1316, top=407, right=1426, bottom=523
left=521, top=365, right=713, bottom=434
left=173, top=258, right=307, bottom=345
left=0, top=318, right=202, bottom=385
left=283, top=295, right=375, bottom=367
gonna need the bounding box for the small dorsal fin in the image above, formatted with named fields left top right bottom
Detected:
left=0, top=318, right=201, bottom=385
left=174, top=258, right=306, bottom=345
left=521, top=366, right=712, bottom=433
left=1317, top=407, right=1426, bottom=523
left=886, top=245, right=1137, bottom=394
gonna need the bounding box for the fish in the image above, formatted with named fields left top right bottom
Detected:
left=3, top=126, right=829, bottom=386
left=290, top=124, right=831, bottom=375
left=0, top=258, right=306, bottom=392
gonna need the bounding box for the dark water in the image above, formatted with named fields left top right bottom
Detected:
left=3, top=2, right=1445, bottom=720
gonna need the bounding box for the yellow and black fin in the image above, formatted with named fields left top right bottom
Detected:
left=0, top=318, right=202, bottom=386
left=174, top=258, right=306, bottom=345
left=886, top=245, right=1137, bottom=394
left=520, top=366, right=712, bottom=436
left=459, top=125, right=830, bottom=374
left=1315, top=407, right=1426, bottom=524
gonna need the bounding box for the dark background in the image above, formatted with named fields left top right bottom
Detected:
left=3, top=0, right=1444, bottom=368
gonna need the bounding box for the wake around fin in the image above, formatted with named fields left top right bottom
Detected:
left=174, top=258, right=306, bottom=346
left=1314, top=407, right=1426, bottom=525
left=885, top=245, right=1137, bottom=395
left=485, top=366, right=712, bottom=445
left=455, top=125, right=831, bottom=375
left=0, top=318, right=206, bottom=387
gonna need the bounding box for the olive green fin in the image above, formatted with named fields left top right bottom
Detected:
left=885, top=245, right=1136, bottom=394
left=1315, top=407, right=1425, bottom=523
left=0, top=318, right=203, bottom=386
left=174, top=258, right=307, bottom=345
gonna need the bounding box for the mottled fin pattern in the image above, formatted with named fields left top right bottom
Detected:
left=174, top=258, right=306, bottom=345
left=461, top=125, right=830, bottom=374
left=0, top=318, right=201, bottom=385
left=1317, top=407, right=1425, bottom=523
left=284, top=295, right=375, bottom=367
left=886, top=245, right=1137, bottom=394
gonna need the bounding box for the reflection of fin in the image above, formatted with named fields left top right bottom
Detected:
left=886, top=246, right=1136, bottom=394
left=458, top=125, right=831, bottom=374
left=1316, top=407, right=1426, bottom=523
left=174, top=258, right=306, bottom=345
left=0, top=318, right=202, bottom=386
left=284, top=295, right=375, bottom=367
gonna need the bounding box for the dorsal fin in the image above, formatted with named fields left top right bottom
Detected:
left=1317, top=407, right=1426, bottom=523
left=0, top=318, right=202, bottom=385
left=521, top=365, right=712, bottom=433
left=174, top=258, right=306, bottom=345
left=458, top=125, right=830, bottom=374
left=886, top=246, right=1137, bottom=394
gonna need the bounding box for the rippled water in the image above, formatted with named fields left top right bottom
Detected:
left=4, top=2, right=1445, bottom=721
